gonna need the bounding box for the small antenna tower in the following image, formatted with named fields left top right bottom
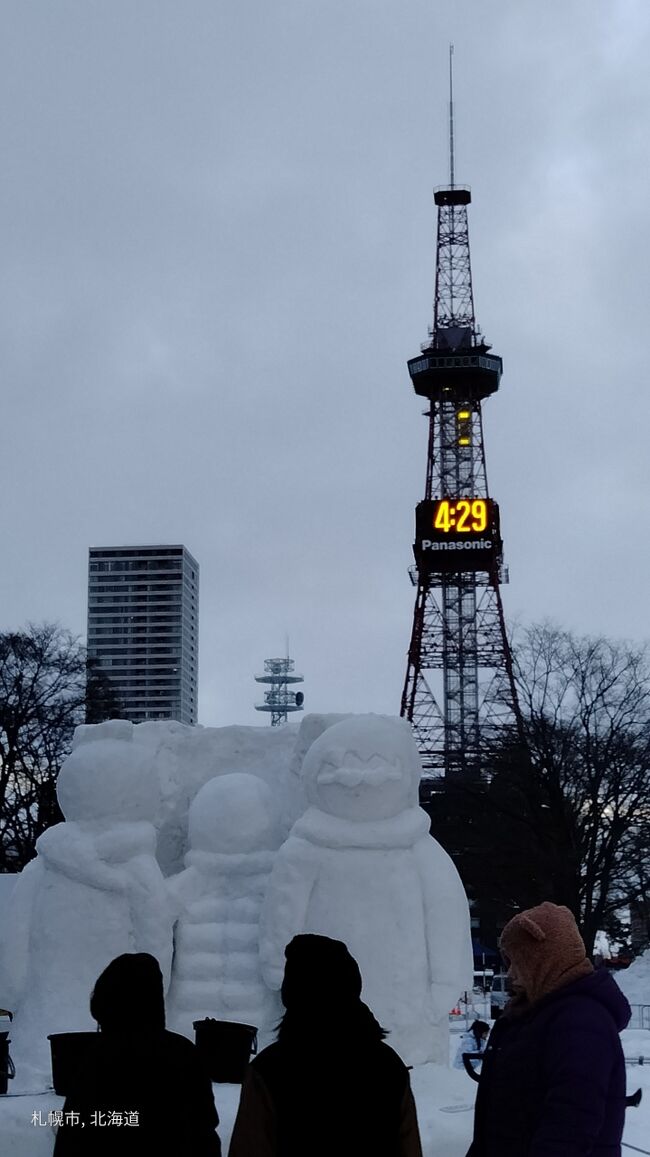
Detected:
left=255, top=652, right=305, bottom=726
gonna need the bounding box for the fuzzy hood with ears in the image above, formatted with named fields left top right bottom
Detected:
left=500, top=902, right=593, bottom=1005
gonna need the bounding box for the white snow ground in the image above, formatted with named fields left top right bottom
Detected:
left=1, top=1028, right=648, bottom=1157
left=616, top=952, right=650, bottom=1008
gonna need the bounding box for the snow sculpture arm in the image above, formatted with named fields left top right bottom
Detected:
left=413, top=834, right=474, bottom=1010
left=36, top=823, right=128, bottom=893
left=165, top=865, right=202, bottom=923
left=124, top=854, right=175, bottom=990
left=258, top=837, right=319, bottom=990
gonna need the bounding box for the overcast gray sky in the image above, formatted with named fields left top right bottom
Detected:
left=1, top=0, right=649, bottom=726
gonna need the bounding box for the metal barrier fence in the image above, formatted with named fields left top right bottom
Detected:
left=451, top=1001, right=650, bottom=1032
left=628, top=1004, right=650, bottom=1030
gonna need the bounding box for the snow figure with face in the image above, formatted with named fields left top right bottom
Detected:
left=166, top=773, right=280, bottom=1039
left=259, top=714, right=473, bottom=1065
left=1, top=730, right=173, bottom=1088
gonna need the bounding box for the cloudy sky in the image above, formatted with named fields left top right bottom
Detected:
left=1, top=0, right=649, bottom=726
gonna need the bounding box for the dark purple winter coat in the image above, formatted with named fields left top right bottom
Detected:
left=467, top=969, right=631, bottom=1157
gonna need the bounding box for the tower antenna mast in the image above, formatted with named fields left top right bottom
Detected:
left=449, top=43, right=455, bottom=189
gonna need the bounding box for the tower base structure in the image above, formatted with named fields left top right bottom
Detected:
left=402, top=566, right=520, bottom=794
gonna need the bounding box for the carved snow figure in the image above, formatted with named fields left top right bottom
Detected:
left=0, top=736, right=173, bottom=1088
left=259, top=714, right=473, bottom=1066
left=167, top=773, right=279, bottom=1039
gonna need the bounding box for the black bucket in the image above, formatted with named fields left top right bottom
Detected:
left=0, top=1034, right=15, bottom=1095
left=48, top=1032, right=101, bottom=1096
left=193, top=1019, right=258, bottom=1083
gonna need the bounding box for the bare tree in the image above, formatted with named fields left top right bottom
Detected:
left=0, top=623, right=122, bottom=871
left=512, top=623, right=650, bottom=955
left=426, top=623, right=650, bottom=959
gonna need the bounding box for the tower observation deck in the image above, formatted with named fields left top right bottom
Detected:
left=400, top=51, right=521, bottom=791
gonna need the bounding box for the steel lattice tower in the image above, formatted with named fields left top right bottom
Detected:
left=254, top=656, right=304, bottom=726
left=400, top=49, right=521, bottom=790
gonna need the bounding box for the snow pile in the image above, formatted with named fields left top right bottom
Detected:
left=615, top=950, right=650, bottom=1006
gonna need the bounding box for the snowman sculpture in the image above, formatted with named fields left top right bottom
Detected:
left=259, top=714, right=473, bottom=1065
left=0, top=731, right=173, bottom=1088
left=167, top=773, right=280, bottom=1040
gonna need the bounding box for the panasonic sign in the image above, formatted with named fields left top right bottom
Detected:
left=420, top=538, right=493, bottom=552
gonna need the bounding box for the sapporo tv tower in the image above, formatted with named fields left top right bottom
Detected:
left=400, top=48, right=521, bottom=790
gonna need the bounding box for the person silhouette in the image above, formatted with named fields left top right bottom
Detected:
left=453, top=1019, right=490, bottom=1075
left=229, top=933, right=423, bottom=1157
left=52, top=953, right=221, bottom=1155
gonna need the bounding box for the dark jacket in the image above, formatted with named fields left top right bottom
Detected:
left=467, top=969, right=631, bottom=1157
left=52, top=1028, right=221, bottom=1156
left=52, top=954, right=220, bottom=1156
left=228, top=1038, right=423, bottom=1157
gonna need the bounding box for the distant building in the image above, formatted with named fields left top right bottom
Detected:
left=87, top=545, right=199, bottom=724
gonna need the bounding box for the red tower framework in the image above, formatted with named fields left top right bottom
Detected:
left=400, top=52, right=521, bottom=790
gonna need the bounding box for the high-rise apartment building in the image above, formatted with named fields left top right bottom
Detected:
left=87, top=545, right=199, bottom=724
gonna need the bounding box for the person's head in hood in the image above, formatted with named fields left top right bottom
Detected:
left=278, top=934, right=386, bottom=1048
left=90, top=953, right=166, bottom=1035
left=499, top=902, right=593, bottom=1006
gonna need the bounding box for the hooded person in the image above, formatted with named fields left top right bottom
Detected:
left=453, top=1020, right=490, bottom=1072
left=52, top=953, right=221, bottom=1156
left=228, top=934, right=423, bottom=1157
left=466, top=902, right=632, bottom=1157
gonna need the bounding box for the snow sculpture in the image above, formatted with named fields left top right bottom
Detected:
left=167, top=773, right=280, bottom=1039
left=0, top=734, right=173, bottom=1088
left=259, top=714, right=473, bottom=1065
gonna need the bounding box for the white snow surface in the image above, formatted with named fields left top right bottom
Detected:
left=259, top=714, right=474, bottom=1066
left=287, top=711, right=354, bottom=781
left=71, top=714, right=362, bottom=873
left=101, top=718, right=300, bottom=875
left=615, top=951, right=650, bottom=1007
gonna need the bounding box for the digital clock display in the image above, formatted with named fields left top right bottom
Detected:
left=432, top=498, right=488, bottom=534
left=413, top=497, right=501, bottom=573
